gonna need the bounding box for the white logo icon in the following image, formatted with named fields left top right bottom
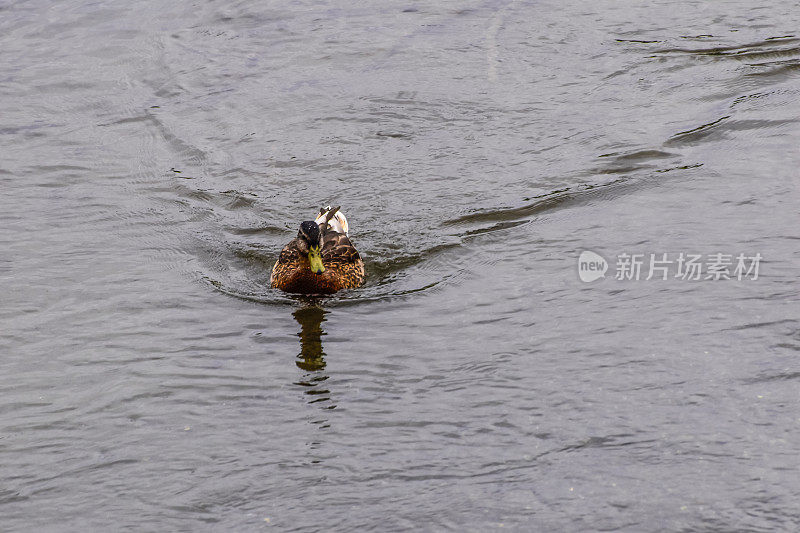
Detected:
left=578, top=251, right=608, bottom=282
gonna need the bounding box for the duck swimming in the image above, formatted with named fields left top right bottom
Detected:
left=270, top=206, right=365, bottom=294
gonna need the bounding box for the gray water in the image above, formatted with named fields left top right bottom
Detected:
left=2, top=0, right=799, bottom=531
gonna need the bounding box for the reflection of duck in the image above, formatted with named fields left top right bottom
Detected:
left=293, top=304, right=335, bottom=413
left=293, top=305, right=326, bottom=372
left=270, top=206, right=365, bottom=294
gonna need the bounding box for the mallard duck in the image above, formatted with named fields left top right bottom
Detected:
left=270, top=206, right=365, bottom=294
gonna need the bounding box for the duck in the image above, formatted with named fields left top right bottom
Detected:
left=270, top=206, right=365, bottom=294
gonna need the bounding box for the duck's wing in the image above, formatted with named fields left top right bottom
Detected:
left=321, top=231, right=361, bottom=264
left=270, top=238, right=304, bottom=288
left=275, top=238, right=303, bottom=264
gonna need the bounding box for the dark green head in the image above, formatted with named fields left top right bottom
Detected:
left=298, top=220, right=322, bottom=247
left=298, top=221, right=324, bottom=274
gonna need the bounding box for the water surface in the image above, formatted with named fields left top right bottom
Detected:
left=1, top=0, right=799, bottom=530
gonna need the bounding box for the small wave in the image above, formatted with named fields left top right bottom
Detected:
left=666, top=116, right=799, bottom=146
left=652, top=36, right=799, bottom=58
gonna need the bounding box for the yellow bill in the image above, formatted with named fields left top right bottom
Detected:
left=308, top=246, right=325, bottom=274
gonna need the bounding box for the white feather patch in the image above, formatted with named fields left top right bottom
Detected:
left=315, top=206, right=349, bottom=236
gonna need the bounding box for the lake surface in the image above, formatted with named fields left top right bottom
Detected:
left=1, top=0, right=799, bottom=530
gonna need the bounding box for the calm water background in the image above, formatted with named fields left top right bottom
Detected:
left=2, top=0, right=799, bottom=530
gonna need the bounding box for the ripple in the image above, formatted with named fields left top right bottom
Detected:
left=653, top=36, right=799, bottom=58
left=666, top=116, right=799, bottom=145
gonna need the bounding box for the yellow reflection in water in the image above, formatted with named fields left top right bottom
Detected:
left=292, top=304, right=334, bottom=414
left=293, top=305, right=327, bottom=372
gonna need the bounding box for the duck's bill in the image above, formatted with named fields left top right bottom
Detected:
left=308, top=247, right=325, bottom=274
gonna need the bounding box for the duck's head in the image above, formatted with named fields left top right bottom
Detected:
left=298, top=220, right=325, bottom=274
